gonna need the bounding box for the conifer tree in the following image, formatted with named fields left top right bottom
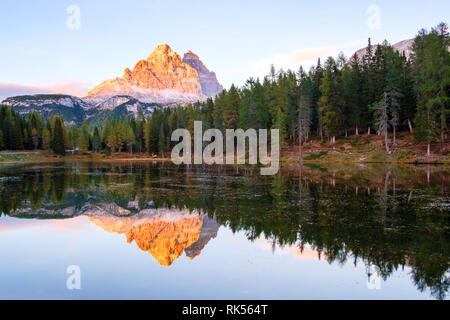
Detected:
left=79, top=120, right=90, bottom=152
left=158, top=123, right=166, bottom=156
left=413, top=23, right=450, bottom=154
left=0, top=129, right=4, bottom=150
left=31, top=128, right=39, bottom=150
left=126, top=125, right=136, bottom=154
left=42, top=128, right=50, bottom=150
left=135, top=107, right=145, bottom=152
left=51, top=116, right=66, bottom=155
left=92, top=127, right=101, bottom=152
left=223, top=84, right=240, bottom=129
left=70, top=125, right=80, bottom=149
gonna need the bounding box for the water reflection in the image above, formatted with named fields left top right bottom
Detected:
left=88, top=208, right=219, bottom=267
left=0, top=162, right=448, bottom=299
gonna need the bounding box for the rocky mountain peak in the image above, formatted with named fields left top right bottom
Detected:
left=182, top=50, right=223, bottom=97
left=146, top=43, right=183, bottom=65
left=86, top=44, right=223, bottom=106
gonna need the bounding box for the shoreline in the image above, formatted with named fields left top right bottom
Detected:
left=1, top=133, right=449, bottom=166
left=0, top=152, right=449, bottom=167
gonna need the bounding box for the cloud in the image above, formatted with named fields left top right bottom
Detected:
left=0, top=215, right=91, bottom=233
left=0, top=81, right=92, bottom=101
left=248, top=38, right=367, bottom=79
left=254, top=238, right=324, bottom=261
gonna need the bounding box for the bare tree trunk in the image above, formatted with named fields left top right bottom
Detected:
left=384, top=170, right=391, bottom=192
left=408, top=119, right=413, bottom=133
left=356, top=127, right=359, bottom=136
left=392, top=126, right=397, bottom=147
left=384, top=132, right=391, bottom=154
left=298, top=102, right=302, bottom=159
left=368, top=126, right=371, bottom=135
left=393, top=176, right=396, bottom=197
left=345, top=128, right=348, bottom=137
left=408, top=191, right=413, bottom=204
left=427, top=143, right=431, bottom=158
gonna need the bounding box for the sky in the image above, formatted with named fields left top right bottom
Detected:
left=0, top=0, right=448, bottom=100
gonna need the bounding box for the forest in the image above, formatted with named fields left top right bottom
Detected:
left=0, top=23, right=448, bottom=157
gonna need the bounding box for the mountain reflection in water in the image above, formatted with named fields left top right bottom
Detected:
left=88, top=207, right=219, bottom=267
left=0, top=162, right=448, bottom=299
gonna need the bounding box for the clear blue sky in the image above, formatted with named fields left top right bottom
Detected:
left=0, top=0, right=448, bottom=99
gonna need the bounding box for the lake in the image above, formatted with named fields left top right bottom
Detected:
left=0, top=162, right=448, bottom=300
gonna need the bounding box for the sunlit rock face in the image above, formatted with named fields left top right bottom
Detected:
left=184, top=217, right=220, bottom=260
left=88, top=208, right=219, bottom=267
left=86, top=44, right=222, bottom=106
left=182, top=51, right=223, bottom=98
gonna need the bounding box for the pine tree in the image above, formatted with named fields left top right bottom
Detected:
left=42, top=128, right=50, bottom=150
left=101, top=119, right=112, bottom=148
left=223, top=84, right=240, bottom=129
left=70, top=125, right=80, bottom=150
left=144, top=117, right=152, bottom=153
left=31, top=128, right=39, bottom=150
left=51, top=116, right=66, bottom=155
left=126, top=125, right=136, bottom=154
left=158, top=123, right=166, bottom=156
left=384, top=46, right=403, bottom=146
left=0, top=129, right=4, bottom=150
left=107, top=132, right=118, bottom=154
left=92, top=127, right=101, bottom=152
left=413, top=23, right=450, bottom=155
left=298, top=93, right=311, bottom=157
left=213, top=91, right=226, bottom=131
left=135, top=107, right=145, bottom=152
left=115, top=119, right=127, bottom=152
left=320, top=57, right=344, bottom=145
left=79, top=120, right=90, bottom=152
left=272, top=106, right=287, bottom=145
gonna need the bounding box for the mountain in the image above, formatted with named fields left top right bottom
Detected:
left=10, top=200, right=220, bottom=267
left=86, top=44, right=223, bottom=105
left=182, top=50, right=223, bottom=97
left=352, top=39, right=414, bottom=62
left=1, top=44, right=222, bottom=126
left=89, top=208, right=219, bottom=267
left=1, top=94, right=160, bottom=127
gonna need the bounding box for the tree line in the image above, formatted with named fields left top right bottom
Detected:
left=0, top=23, right=448, bottom=156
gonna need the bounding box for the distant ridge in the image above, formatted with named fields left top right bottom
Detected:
left=351, top=39, right=415, bottom=61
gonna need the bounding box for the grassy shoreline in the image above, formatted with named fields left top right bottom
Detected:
left=1, top=133, right=449, bottom=166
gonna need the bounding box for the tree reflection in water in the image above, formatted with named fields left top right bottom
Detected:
left=0, top=162, right=448, bottom=299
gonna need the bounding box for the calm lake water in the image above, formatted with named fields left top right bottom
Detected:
left=0, top=162, right=448, bottom=300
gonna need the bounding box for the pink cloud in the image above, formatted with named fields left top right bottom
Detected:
left=0, top=81, right=92, bottom=101
left=0, top=215, right=91, bottom=233
left=249, top=38, right=367, bottom=78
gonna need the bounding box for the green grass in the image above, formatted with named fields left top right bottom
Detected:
left=304, top=151, right=328, bottom=160
left=0, top=153, right=30, bottom=161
